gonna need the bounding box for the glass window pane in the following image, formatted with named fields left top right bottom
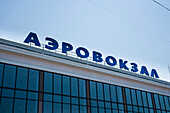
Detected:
left=44, top=72, right=53, bottom=93
left=28, top=92, right=38, bottom=100
left=159, top=95, right=165, bottom=110
left=53, top=103, right=61, bottom=113
left=98, top=101, right=104, bottom=108
left=0, top=63, right=4, bottom=87
left=164, top=96, right=170, bottom=110
left=0, top=98, right=13, bottom=113
left=97, top=82, right=104, bottom=100
left=91, top=100, right=97, bottom=107
left=90, top=81, right=97, bottom=99
left=71, top=97, right=78, bottom=105
left=125, top=88, right=131, bottom=104
left=99, top=108, right=104, bottom=113
left=131, top=89, right=137, bottom=105
left=44, top=94, right=52, bottom=102
left=63, top=76, right=70, bottom=95
left=110, top=85, right=117, bottom=102
left=14, top=99, right=26, bottom=113
left=43, top=102, right=52, bottom=113
left=63, top=104, right=70, bottom=113
left=136, top=90, right=142, bottom=106
left=54, top=95, right=61, bottom=103
left=27, top=100, right=38, bottom=113
left=154, top=94, right=160, bottom=109
left=16, top=67, right=28, bottom=89
left=63, top=96, right=70, bottom=104
left=72, top=105, right=79, bottom=113
left=28, top=69, right=39, bottom=91
left=71, top=77, right=78, bottom=97
left=91, top=107, right=97, bottom=113
left=112, top=103, right=118, bottom=110
left=79, top=79, right=86, bottom=98
left=54, top=74, right=61, bottom=94
left=142, top=91, right=148, bottom=107
left=147, top=92, right=153, bottom=108
left=3, top=64, right=16, bottom=88
left=80, top=106, right=87, bottom=113
left=117, top=86, right=123, bottom=103
left=80, top=99, right=86, bottom=106
left=2, top=89, right=14, bottom=97
left=15, top=90, right=27, bottom=99
left=104, top=84, right=110, bottom=101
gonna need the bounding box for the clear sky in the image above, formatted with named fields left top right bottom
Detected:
left=0, top=0, right=170, bottom=82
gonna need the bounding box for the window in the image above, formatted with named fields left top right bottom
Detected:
left=28, top=69, right=39, bottom=91
left=16, top=67, right=28, bottom=89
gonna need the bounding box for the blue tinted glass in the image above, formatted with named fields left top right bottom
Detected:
left=0, top=98, right=13, bottom=113
left=91, top=100, right=97, bottom=107
left=90, top=81, right=97, bottom=99
left=3, top=65, right=16, bottom=88
left=15, top=90, right=27, bottom=99
left=147, top=92, right=153, bottom=108
left=63, top=104, right=70, bottom=113
left=139, top=107, right=143, bottom=112
left=127, top=105, right=132, bottom=111
left=142, top=91, right=148, bottom=107
left=104, top=84, right=110, bottom=101
left=117, top=86, right=123, bottom=103
left=149, top=109, right=154, bottom=113
left=118, top=104, right=124, bottom=110
left=80, top=106, right=87, bottom=113
left=110, top=85, right=117, bottom=102
left=131, top=89, right=137, bottom=105
left=105, top=102, right=111, bottom=109
left=97, top=82, right=104, bottom=100
left=80, top=99, right=87, bottom=105
left=28, top=92, right=38, bottom=100
left=159, top=95, right=165, bottom=110
left=53, top=103, right=61, bottom=113
left=112, top=103, right=118, bottom=109
left=156, top=110, right=161, bottom=113
left=98, top=101, right=104, bottom=107
left=0, top=63, right=4, bottom=87
left=106, top=109, right=111, bottom=113
left=72, top=105, right=79, bottom=113
left=91, top=107, right=97, bottom=113
left=2, top=89, right=14, bottom=97
left=71, top=77, right=78, bottom=97
left=54, top=74, right=61, bottom=94
left=112, top=110, right=118, bottom=113
left=63, top=76, right=70, bottom=95
left=133, top=106, right=138, bottom=112
left=154, top=94, right=160, bottom=109
left=71, top=97, right=78, bottom=104
left=16, top=67, right=28, bottom=89
left=43, top=102, right=52, bottom=113
left=44, top=94, right=52, bottom=102
left=44, top=72, right=53, bottom=93
left=144, top=108, right=149, bottom=113
left=79, top=79, right=86, bottom=98
left=136, top=90, right=142, bottom=106
left=125, top=88, right=131, bottom=104
left=14, top=99, right=26, bottom=113
left=63, top=96, right=70, bottom=104
left=28, top=69, right=39, bottom=91
left=27, top=100, right=38, bottom=113
left=54, top=95, right=61, bottom=102
left=164, top=96, right=170, bottom=110
left=99, top=108, right=104, bottom=113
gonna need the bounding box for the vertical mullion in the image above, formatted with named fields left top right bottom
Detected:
left=38, top=71, right=44, bottom=113
left=102, top=83, right=106, bottom=113
left=122, top=87, right=127, bottom=113
left=0, top=63, right=5, bottom=98
left=25, top=68, right=30, bottom=113
left=86, top=80, right=91, bottom=113
left=109, top=85, right=113, bottom=113
left=151, top=93, right=157, bottom=113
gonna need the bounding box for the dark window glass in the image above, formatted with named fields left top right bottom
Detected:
left=97, top=82, right=104, bottom=100
left=13, top=99, right=26, bottom=113
left=0, top=98, right=13, bottom=113
left=112, top=110, right=118, bottom=113
left=142, top=91, right=148, bottom=107
left=91, top=100, right=97, bottom=107
left=28, top=92, right=38, bottom=100
left=147, top=92, right=153, bottom=108
left=127, top=105, right=132, bottom=111
left=71, top=97, right=78, bottom=104
left=80, top=106, right=87, bottom=113
left=164, top=96, right=170, bottom=110
left=44, top=72, right=53, bottom=93
left=131, top=89, right=137, bottom=105
left=99, top=108, right=105, bottom=113
left=63, top=76, right=70, bottom=95
left=3, top=65, right=16, bottom=88
left=149, top=109, right=154, bottom=113
left=154, top=94, right=160, bottom=109
left=118, top=104, right=124, bottom=110
left=27, top=100, right=38, bottom=113
left=144, top=108, right=149, bottom=113
left=79, top=79, right=86, bottom=98
left=112, top=103, right=118, bottom=110
left=136, top=90, right=142, bottom=106
left=2, top=89, right=14, bottom=97
left=117, top=86, right=123, bottom=103
left=43, top=102, right=52, bottom=113
left=54, top=95, right=61, bottom=103
left=133, top=106, right=138, bottom=112
left=71, top=77, right=78, bottom=97
left=63, top=104, right=70, bottom=113
left=54, top=74, right=61, bottom=94
left=63, top=96, right=70, bottom=104
left=156, top=110, right=161, bottom=113
left=91, top=107, right=97, bottom=113
left=106, top=109, right=111, bottom=113
left=159, top=95, right=165, bottom=110
left=80, top=99, right=87, bottom=106
left=0, top=63, right=4, bottom=87
left=104, top=84, right=110, bottom=101
left=139, top=107, right=143, bottom=112
left=16, top=67, right=28, bottom=89
left=53, top=103, right=61, bottom=113
left=125, top=88, right=131, bottom=104
left=72, top=105, right=79, bottom=113
left=28, top=69, right=39, bottom=91
left=98, top=101, right=104, bottom=108
left=44, top=94, right=52, bottom=102
left=110, top=85, right=117, bottom=102
left=15, top=90, right=27, bottom=99
left=90, top=81, right=97, bottom=99
left=105, top=102, right=111, bottom=109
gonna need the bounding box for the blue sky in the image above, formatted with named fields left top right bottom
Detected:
left=0, top=0, right=170, bottom=81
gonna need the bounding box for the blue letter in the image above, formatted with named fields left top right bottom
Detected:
left=45, top=37, right=59, bottom=50
left=140, top=66, right=149, bottom=76
left=24, top=32, right=41, bottom=46
left=62, top=42, right=73, bottom=53
left=105, top=56, right=117, bottom=66
left=151, top=69, right=159, bottom=78
left=131, top=63, right=138, bottom=72
left=119, top=59, right=129, bottom=70
left=76, top=47, right=89, bottom=58
left=93, top=51, right=103, bottom=62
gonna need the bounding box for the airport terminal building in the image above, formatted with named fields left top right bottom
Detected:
left=0, top=38, right=170, bottom=113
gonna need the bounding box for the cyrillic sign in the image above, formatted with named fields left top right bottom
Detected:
left=24, top=32, right=159, bottom=78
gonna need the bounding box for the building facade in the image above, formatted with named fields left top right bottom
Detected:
left=0, top=38, right=170, bottom=113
